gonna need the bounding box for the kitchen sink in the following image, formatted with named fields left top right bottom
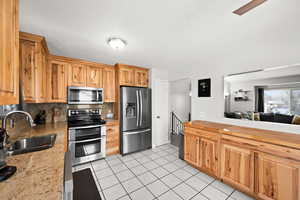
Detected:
left=7, top=134, right=57, bottom=156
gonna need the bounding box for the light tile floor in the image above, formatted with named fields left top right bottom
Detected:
left=73, top=144, right=254, bottom=200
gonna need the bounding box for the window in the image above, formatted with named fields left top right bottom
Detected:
left=264, top=88, right=300, bottom=115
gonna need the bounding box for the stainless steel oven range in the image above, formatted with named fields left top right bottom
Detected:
left=67, top=108, right=106, bottom=166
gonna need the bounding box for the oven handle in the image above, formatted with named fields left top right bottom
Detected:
left=70, top=137, right=103, bottom=144
left=68, top=125, right=102, bottom=130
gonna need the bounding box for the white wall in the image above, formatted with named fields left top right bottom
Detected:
left=169, top=78, right=191, bottom=122
left=190, top=66, right=300, bottom=134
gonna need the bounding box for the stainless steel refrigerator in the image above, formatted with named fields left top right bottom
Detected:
left=120, top=86, right=152, bottom=155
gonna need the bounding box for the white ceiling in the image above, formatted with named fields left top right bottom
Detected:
left=20, top=0, right=300, bottom=80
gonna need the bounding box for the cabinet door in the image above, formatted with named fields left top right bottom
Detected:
left=119, top=66, right=135, bottom=86
left=106, top=124, right=120, bottom=155
left=103, top=66, right=116, bottom=102
left=35, top=45, right=47, bottom=102
left=20, top=40, right=36, bottom=101
left=257, top=153, right=300, bottom=200
left=220, top=143, right=254, bottom=193
left=199, top=138, right=218, bottom=176
left=48, top=60, right=68, bottom=102
left=134, top=69, right=148, bottom=87
left=0, top=0, right=19, bottom=105
left=184, top=134, right=200, bottom=166
left=68, top=64, right=86, bottom=86
left=86, top=65, right=102, bottom=88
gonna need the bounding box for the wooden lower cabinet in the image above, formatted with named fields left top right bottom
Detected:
left=199, top=138, right=218, bottom=176
left=184, top=133, right=200, bottom=166
left=106, top=123, right=119, bottom=155
left=220, top=143, right=254, bottom=193
left=257, top=153, right=300, bottom=200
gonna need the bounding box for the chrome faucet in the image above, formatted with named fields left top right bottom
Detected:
left=2, top=111, right=36, bottom=130
left=1, top=111, right=36, bottom=145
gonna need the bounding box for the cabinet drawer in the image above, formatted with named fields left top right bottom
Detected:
left=185, top=127, right=219, bottom=141
left=222, top=135, right=300, bottom=162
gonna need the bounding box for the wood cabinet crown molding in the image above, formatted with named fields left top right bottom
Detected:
left=20, top=32, right=49, bottom=54
left=184, top=120, right=300, bottom=200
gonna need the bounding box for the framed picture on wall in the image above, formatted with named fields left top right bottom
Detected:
left=198, top=78, right=211, bottom=97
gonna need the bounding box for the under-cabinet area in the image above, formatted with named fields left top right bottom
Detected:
left=184, top=120, right=300, bottom=200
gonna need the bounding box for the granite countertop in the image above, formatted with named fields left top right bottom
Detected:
left=0, top=122, right=67, bottom=200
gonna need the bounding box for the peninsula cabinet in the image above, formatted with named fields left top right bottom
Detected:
left=116, top=64, right=149, bottom=87
left=199, top=138, right=219, bottom=176
left=220, top=143, right=254, bottom=193
left=184, top=120, right=300, bottom=200
left=257, top=153, right=300, bottom=200
left=184, top=127, right=219, bottom=177
left=47, top=59, right=69, bottom=102
left=184, top=133, right=200, bottom=166
left=20, top=32, right=49, bottom=103
left=0, top=0, right=19, bottom=105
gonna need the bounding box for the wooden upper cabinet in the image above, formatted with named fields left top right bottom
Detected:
left=199, top=138, right=218, bottom=177
left=19, top=32, right=49, bottom=103
left=257, top=153, right=300, bottom=200
left=68, top=64, right=86, bottom=86
left=86, top=65, right=103, bottom=88
left=184, top=133, right=200, bottom=166
left=118, top=65, right=135, bottom=86
left=116, top=64, right=149, bottom=87
left=37, top=45, right=47, bottom=101
left=0, top=0, right=19, bottom=105
left=47, top=58, right=68, bottom=102
left=220, top=143, right=254, bottom=193
left=20, top=40, right=36, bottom=101
left=103, top=66, right=116, bottom=102
left=134, top=68, right=149, bottom=87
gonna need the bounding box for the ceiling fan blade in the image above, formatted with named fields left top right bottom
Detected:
left=233, top=0, right=267, bottom=15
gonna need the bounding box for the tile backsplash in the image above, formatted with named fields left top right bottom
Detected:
left=0, top=103, right=115, bottom=127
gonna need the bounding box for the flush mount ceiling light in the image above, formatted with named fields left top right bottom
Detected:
left=107, top=38, right=127, bottom=50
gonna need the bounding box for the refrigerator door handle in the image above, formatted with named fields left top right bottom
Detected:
left=139, top=90, right=143, bottom=126
left=123, top=129, right=151, bottom=135
left=136, top=90, right=140, bottom=127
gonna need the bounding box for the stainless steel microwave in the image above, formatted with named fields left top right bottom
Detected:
left=68, top=86, right=103, bottom=105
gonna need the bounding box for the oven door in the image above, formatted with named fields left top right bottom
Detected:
left=68, top=86, right=103, bottom=105
left=69, top=137, right=106, bottom=166
left=68, top=126, right=106, bottom=166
